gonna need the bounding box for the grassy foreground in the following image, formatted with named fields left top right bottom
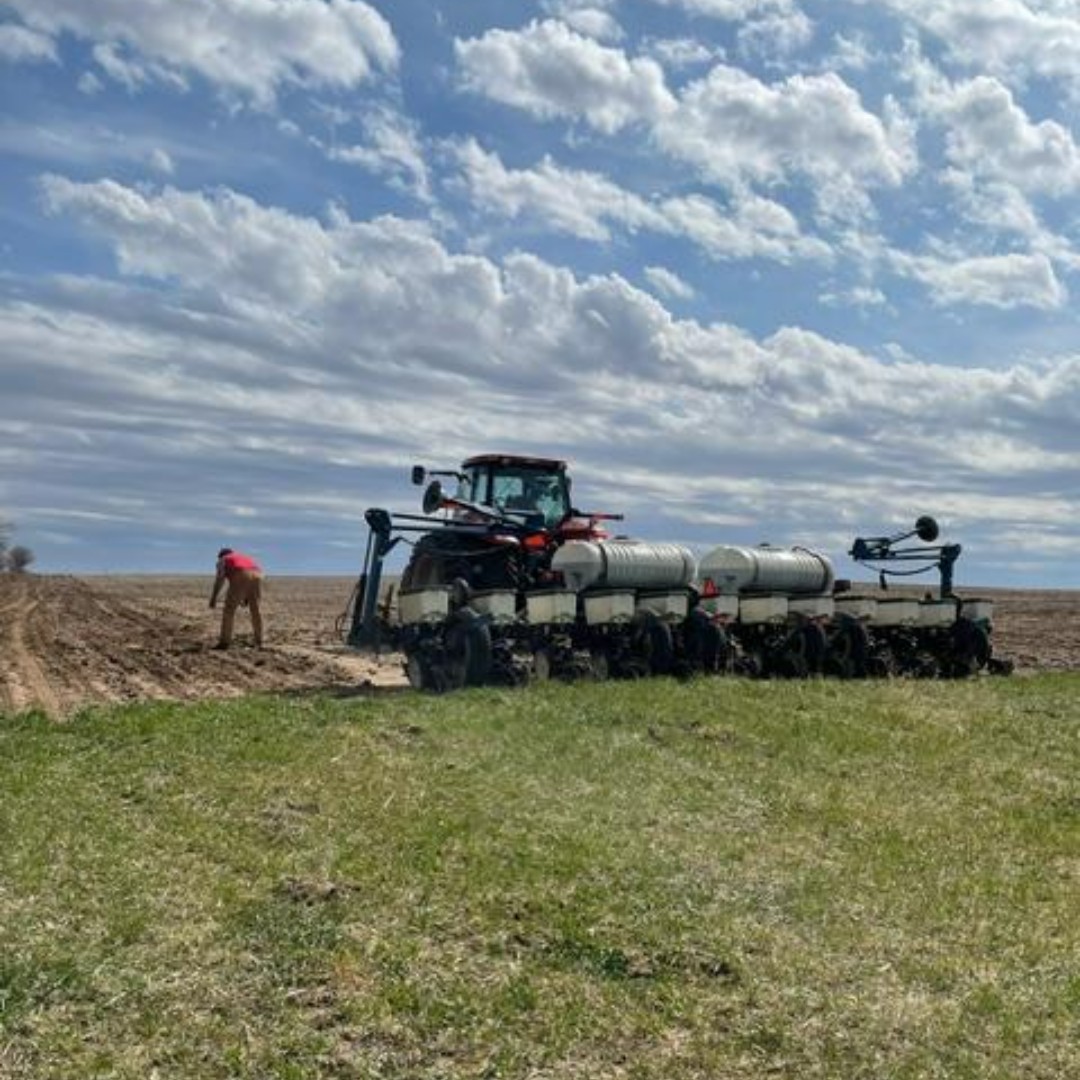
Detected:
left=2, top=677, right=1079, bottom=1079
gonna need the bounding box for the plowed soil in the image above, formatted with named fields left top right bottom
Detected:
left=0, top=574, right=1077, bottom=717
left=0, top=574, right=404, bottom=717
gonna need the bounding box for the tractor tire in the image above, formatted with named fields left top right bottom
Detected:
left=443, top=608, right=493, bottom=688
left=401, top=553, right=443, bottom=590
left=631, top=611, right=674, bottom=676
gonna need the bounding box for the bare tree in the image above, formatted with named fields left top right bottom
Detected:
left=0, top=519, right=9, bottom=572
left=8, top=545, right=34, bottom=573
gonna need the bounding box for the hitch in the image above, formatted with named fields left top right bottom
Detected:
left=347, top=508, right=401, bottom=649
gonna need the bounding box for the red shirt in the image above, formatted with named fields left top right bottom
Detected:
left=220, top=552, right=261, bottom=578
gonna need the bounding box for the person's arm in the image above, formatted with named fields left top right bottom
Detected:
left=209, top=562, right=226, bottom=608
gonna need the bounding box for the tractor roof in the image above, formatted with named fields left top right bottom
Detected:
left=462, top=453, right=568, bottom=471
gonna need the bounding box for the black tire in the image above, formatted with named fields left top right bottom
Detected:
left=827, top=615, right=870, bottom=679
left=401, top=553, right=443, bottom=590
left=532, top=646, right=554, bottom=682
left=632, top=612, right=674, bottom=675
left=404, top=651, right=431, bottom=691
left=443, top=608, right=493, bottom=687
left=949, top=617, right=991, bottom=677
left=684, top=609, right=728, bottom=673
left=798, top=621, right=828, bottom=675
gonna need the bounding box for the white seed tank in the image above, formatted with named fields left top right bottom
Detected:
left=698, top=544, right=834, bottom=596
left=552, top=540, right=697, bottom=592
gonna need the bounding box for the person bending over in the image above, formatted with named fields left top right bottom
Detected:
left=209, top=547, right=264, bottom=649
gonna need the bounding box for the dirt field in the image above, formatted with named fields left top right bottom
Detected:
left=1, top=573, right=1078, bottom=717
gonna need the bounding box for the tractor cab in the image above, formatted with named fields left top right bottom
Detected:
left=453, top=454, right=571, bottom=528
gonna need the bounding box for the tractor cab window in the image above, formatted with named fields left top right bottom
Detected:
left=455, top=468, right=482, bottom=505
left=458, top=463, right=570, bottom=527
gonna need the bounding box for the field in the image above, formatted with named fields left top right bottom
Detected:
left=2, top=677, right=1079, bottom=1078
left=2, top=575, right=1079, bottom=1078
left=1, top=574, right=1079, bottom=717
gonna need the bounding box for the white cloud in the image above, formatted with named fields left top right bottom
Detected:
left=736, top=8, right=814, bottom=60
left=892, top=250, right=1068, bottom=310
left=455, top=19, right=676, bottom=134
left=147, top=148, right=175, bottom=175
left=4, top=0, right=399, bottom=106
left=328, top=106, right=431, bottom=201
left=820, top=285, right=888, bottom=309
left=449, top=140, right=831, bottom=262
left=455, top=27, right=914, bottom=218
left=28, top=179, right=1080, bottom=483
left=77, top=70, right=104, bottom=95
left=862, top=0, right=1080, bottom=91
left=9, top=175, right=1080, bottom=578
left=0, top=22, right=57, bottom=63
left=824, top=31, right=877, bottom=72
left=448, top=139, right=661, bottom=241
left=930, top=75, right=1080, bottom=196
left=643, top=0, right=813, bottom=60
left=643, top=37, right=723, bottom=68
left=644, top=265, right=695, bottom=299
left=653, top=66, right=915, bottom=198
left=645, top=0, right=799, bottom=19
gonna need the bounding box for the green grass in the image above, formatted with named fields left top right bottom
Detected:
left=2, top=676, right=1079, bottom=1078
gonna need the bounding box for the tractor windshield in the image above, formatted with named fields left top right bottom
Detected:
left=456, top=463, right=570, bottom=527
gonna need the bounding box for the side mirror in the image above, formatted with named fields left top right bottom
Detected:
left=411, top=465, right=426, bottom=486
left=915, top=515, right=939, bottom=543
left=422, top=479, right=444, bottom=515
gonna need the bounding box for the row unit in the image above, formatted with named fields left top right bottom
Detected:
left=398, top=586, right=994, bottom=630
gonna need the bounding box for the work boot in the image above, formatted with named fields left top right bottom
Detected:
left=212, top=641, right=230, bottom=651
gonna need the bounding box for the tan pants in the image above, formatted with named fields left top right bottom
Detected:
left=219, top=570, right=264, bottom=647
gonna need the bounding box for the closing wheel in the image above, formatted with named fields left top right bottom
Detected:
left=631, top=611, right=674, bottom=675
left=796, top=621, right=828, bottom=675
left=949, top=617, right=991, bottom=677
left=827, top=614, right=870, bottom=678
left=589, top=649, right=611, bottom=681
left=532, top=646, right=554, bottom=682
left=405, top=652, right=429, bottom=690
left=443, top=608, right=493, bottom=687
left=683, top=609, right=727, bottom=673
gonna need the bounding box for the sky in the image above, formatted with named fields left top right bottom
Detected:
left=2, top=0, right=1079, bottom=587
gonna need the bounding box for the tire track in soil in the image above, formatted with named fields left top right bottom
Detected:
left=1, top=575, right=395, bottom=718
left=0, top=576, right=62, bottom=716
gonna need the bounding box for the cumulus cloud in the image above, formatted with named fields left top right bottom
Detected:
left=448, top=140, right=832, bottom=262
left=645, top=0, right=800, bottom=19
left=653, top=66, right=915, bottom=199
left=4, top=0, right=399, bottom=106
left=926, top=74, right=1080, bottom=196
left=455, top=24, right=913, bottom=218
left=455, top=19, right=676, bottom=134
left=540, top=1, right=626, bottom=42
left=448, top=139, right=662, bottom=241
left=892, top=250, right=1068, bottom=310
left=861, top=0, right=1080, bottom=91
